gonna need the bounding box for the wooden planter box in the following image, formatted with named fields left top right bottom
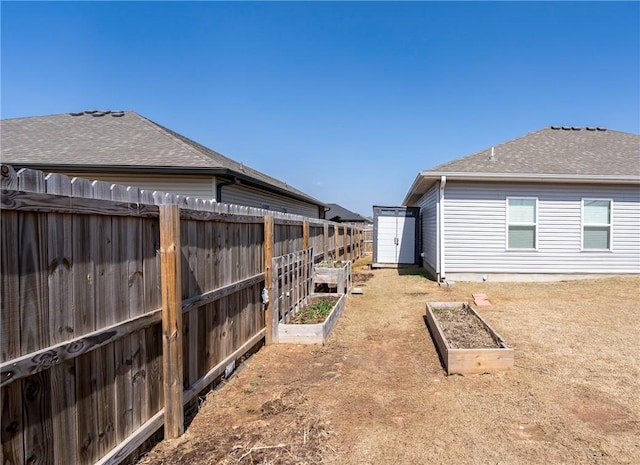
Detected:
left=425, top=302, right=514, bottom=375
left=313, top=261, right=351, bottom=294
left=278, top=293, right=347, bottom=344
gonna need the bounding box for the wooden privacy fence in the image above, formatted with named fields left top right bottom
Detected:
left=0, top=165, right=363, bottom=465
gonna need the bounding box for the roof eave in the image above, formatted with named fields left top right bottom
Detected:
left=7, top=162, right=327, bottom=208
left=403, top=171, right=640, bottom=205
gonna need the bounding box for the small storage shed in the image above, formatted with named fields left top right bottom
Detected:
left=372, top=206, right=420, bottom=267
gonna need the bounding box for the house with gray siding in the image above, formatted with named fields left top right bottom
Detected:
left=403, top=126, right=640, bottom=281
left=1, top=110, right=326, bottom=218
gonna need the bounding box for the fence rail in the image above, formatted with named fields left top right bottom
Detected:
left=0, top=165, right=363, bottom=465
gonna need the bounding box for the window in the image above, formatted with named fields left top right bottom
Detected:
left=582, top=199, right=612, bottom=250
left=507, top=198, right=537, bottom=249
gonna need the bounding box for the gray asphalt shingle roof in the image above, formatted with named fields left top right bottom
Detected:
left=325, top=203, right=368, bottom=222
left=0, top=110, right=323, bottom=205
left=427, top=126, right=640, bottom=176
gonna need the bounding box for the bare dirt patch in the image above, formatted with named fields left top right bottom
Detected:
left=137, top=269, right=640, bottom=465
left=431, top=306, right=498, bottom=349
left=352, top=272, right=373, bottom=285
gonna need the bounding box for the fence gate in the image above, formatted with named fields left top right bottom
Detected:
left=270, top=247, right=314, bottom=343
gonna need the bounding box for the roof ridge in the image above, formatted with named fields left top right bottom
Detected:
left=131, top=112, right=222, bottom=168
left=428, top=127, right=549, bottom=172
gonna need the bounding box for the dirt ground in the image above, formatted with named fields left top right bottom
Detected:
left=137, top=264, right=640, bottom=465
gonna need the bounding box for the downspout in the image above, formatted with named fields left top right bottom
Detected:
left=439, top=176, right=447, bottom=282
left=216, top=177, right=237, bottom=202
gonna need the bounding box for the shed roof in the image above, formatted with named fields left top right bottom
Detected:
left=404, top=126, right=640, bottom=205
left=1, top=110, right=325, bottom=207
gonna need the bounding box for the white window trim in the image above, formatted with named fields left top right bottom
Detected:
left=506, top=197, right=538, bottom=251
left=581, top=198, right=613, bottom=251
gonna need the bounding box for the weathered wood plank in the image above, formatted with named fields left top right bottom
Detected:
left=17, top=169, right=49, bottom=356
left=70, top=177, right=95, bottom=338
left=1, top=381, right=24, bottom=465
left=93, top=411, right=163, bottom=465
left=183, top=328, right=265, bottom=405
left=264, top=216, right=275, bottom=345
left=181, top=273, right=265, bottom=314
left=45, top=173, right=74, bottom=344
left=44, top=173, right=79, bottom=465
left=22, top=372, right=53, bottom=465
left=1, top=170, right=21, bottom=364
left=95, top=310, right=264, bottom=465
left=1, top=309, right=160, bottom=387
left=67, top=176, right=97, bottom=463
left=179, top=209, right=263, bottom=224
left=159, top=204, right=184, bottom=439
left=272, top=218, right=304, bottom=227
left=95, top=342, right=116, bottom=457
left=0, top=189, right=159, bottom=217
left=145, top=324, right=163, bottom=417
left=184, top=210, right=199, bottom=388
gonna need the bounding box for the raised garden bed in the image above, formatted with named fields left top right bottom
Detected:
left=425, top=302, right=514, bottom=375
left=313, top=260, right=351, bottom=294
left=278, top=293, right=347, bottom=345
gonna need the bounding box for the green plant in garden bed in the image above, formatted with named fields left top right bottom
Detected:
left=291, top=297, right=339, bottom=324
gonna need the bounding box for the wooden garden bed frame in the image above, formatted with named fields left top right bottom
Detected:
left=425, top=302, right=514, bottom=375
left=313, top=261, right=352, bottom=294
left=278, top=293, right=347, bottom=345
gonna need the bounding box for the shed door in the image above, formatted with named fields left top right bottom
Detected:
left=377, top=214, right=416, bottom=264
left=377, top=216, right=398, bottom=263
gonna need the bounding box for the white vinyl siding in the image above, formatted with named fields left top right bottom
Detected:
left=443, top=182, right=640, bottom=274
left=416, top=184, right=439, bottom=271
left=582, top=199, right=612, bottom=250
left=222, top=184, right=320, bottom=218
left=507, top=198, right=537, bottom=250
left=62, top=172, right=217, bottom=199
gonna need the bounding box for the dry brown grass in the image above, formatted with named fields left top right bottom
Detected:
left=138, top=267, right=640, bottom=465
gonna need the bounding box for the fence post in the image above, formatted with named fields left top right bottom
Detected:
left=302, top=220, right=309, bottom=251
left=343, top=225, right=348, bottom=262
left=159, top=204, right=184, bottom=439
left=264, top=215, right=274, bottom=345
left=333, top=224, right=339, bottom=261
left=323, top=223, right=329, bottom=261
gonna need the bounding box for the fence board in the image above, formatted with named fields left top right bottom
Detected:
left=1, top=166, right=20, bottom=364
left=1, top=381, right=23, bottom=465
left=184, top=210, right=199, bottom=388
left=14, top=170, right=54, bottom=464
left=92, top=182, right=117, bottom=458
left=71, top=177, right=95, bottom=337
left=44, top=173, right=79, bottom=465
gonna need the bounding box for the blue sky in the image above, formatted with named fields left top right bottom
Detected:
left=2, top=1, right=638, bottom=216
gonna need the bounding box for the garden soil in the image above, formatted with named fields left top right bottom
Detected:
left=137, top=266, right=640, bottom=465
